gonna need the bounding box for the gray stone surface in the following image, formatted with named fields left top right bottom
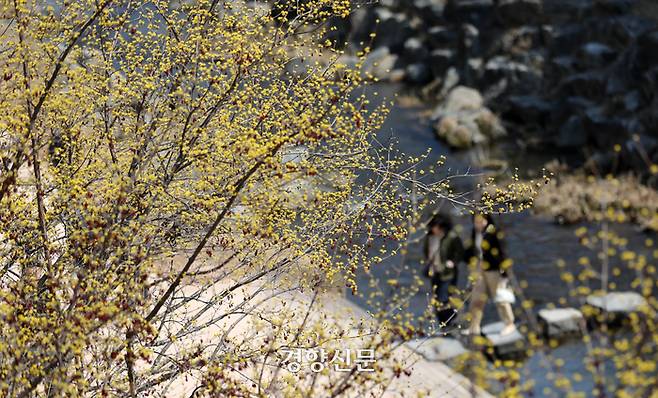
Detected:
left=497, top=0, right=543, bottom=26
left=481, top=322, right=525, bottom=357
left=432, top=86, right=506, bottom=148
left=586, top=291, right=647, bottom=313
left=406, top=337, right=469, bottom=361
left=538, top=307, right=585, bottom=337
left=362, top=47, right=399, bottom=81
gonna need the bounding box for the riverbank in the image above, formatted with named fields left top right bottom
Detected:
left=156, top=274, right=493, bottom=397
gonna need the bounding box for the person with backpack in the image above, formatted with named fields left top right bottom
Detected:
left=424, top=215, right=464, bottom=327
left=465, top=213, right=516, bottom=336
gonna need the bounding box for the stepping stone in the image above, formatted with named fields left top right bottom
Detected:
left=538, top=307, right=585, bottom=338
left=586, top=291, right=646, bottom=313
left=481, top=322, right=525, bottom=358
left=406, top=337, right=469, bottom=361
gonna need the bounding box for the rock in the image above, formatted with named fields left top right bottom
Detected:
left=413, top=0, right=447, bottom=25
left=538, top=308, right=585, bottom=337
left=436, top=117, right=481, bottom=147
left=373, top=8, right=414, bottom=52
left=560, top=71, right=608, bottom=98
left=325, top=16, right=351, bottom=47
left=584, top=16, right=653, bottom=49
left=461, top=23, right=480, bottom=52
left=506, top=95, right=554, bottom=126
left=466, top=58, right=483, bottom=81
left=389, top=68, right=407, bottom=82
left=556, top=116, right=587, bottom=148
left=500, top=26, right=541, bottom=55
left=585, top=151, right=615, bottom=174
left=444, top=0, right=495, bottom=26
left=635, top=30, right=658, bottom=70
left=594, top=0, right=635, bottom=15
left=403, top=37, right=430, bottom=63
left=481, top=322, right=525, bottom=358
left=543, top=0, right=594, bottom=23
left=620, top=90, right=643, bottom=112
left=405, top=337, right=469, bottom=361
left=440, top=86, right=484, bottom=111
left=432, top=86, right=505, bottom=148
left=548, top=56, right=577, bottom=82
left=497, top=0, right=543, bottom=26
left=379, top=0, right=403, bottom=8
left=427, top=26, right=459, bottom=48
left=586, top=291, right=647, bottom=313
left=437, top=67, right=462, bottom=98
left=349, top=7, right=377, bottom=44
left=405, top=63, right=433, bottom=84
left=544, top=24, right=586, bottom=54
left=429, top=49, right=456, bottom=77
left=474, top=108, right=506, bottom=138
left=583, top=108, right=640, bottom=148
left=362, top=47, right=399, bottom=81
left=577, top=42, right=617, bottom=69
left=548, top=96, right=594, bottom=127
left=484, top=56, right=533, bottom=85
left=605, top=69, right=630, bottom=96
left=640, top=65, right=658, bottom=94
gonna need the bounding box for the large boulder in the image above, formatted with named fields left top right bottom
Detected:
left=324, top=16, right=351, bottom=47
left=427, top=26, right=459, bottom=48
left=372, top=8, right=414, bottom=52
left=362, top=47, right=399, bottom=81
left=593, top=0, right=635, bottom=16
left=556, top=116, right=587, bottom=148
left=349, top=7, right=378, bottom=44
left=483, top=56, right=536, bottom=87
left=559, top=71, right=608, bottom=98
left=576, top=42, right=617, bottom=69
left=461, top=23, right=481, bottom=53
left=583, top=16, right=654, bottom=49
left=543, top=24, right=587, bottom=54
left=431, top=86, right=506, bottom=148
left=499, top=26, right=541, bottom=55
left=619, top=90, right=644, bottom=112
left=583, top=107, right=640, bottom=148
left=405, top=63, right=433, bottom=85
left=543, top=0, right=594, bottom=23
left=505, top=95, right=554, bottom=127
left=402, top=37, right=430, bottom=63
left=548, top=56, right=577, bottom=83
left=412, top=0, right=447, bottom=25
left=444, top=0, right=495, bottom=26
left=497, top=0, right=543, bottom=26
left=428, top=49, right=456, bottom=77
left=634, top=30, right=658, bottom=70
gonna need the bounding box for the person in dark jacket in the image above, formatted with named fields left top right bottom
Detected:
left=465, top=214, right=516, bottom=336
left=424, top=215, right=464, bottom=326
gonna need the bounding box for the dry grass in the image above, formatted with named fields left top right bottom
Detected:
left=534, top=174, right=658, bottom=231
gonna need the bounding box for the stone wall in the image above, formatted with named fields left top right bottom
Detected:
left=335, top=0, right=658, bottom=183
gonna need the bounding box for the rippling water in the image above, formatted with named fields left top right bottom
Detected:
left=349, top=83, right=656, bottom=396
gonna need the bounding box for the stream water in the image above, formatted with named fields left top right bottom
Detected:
left=349, top=84, right=656, bottom=397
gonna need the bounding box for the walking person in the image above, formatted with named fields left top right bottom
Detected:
left=424, top=215, right=464, bottom=327
left=465, top=214, right=516, bottom=336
